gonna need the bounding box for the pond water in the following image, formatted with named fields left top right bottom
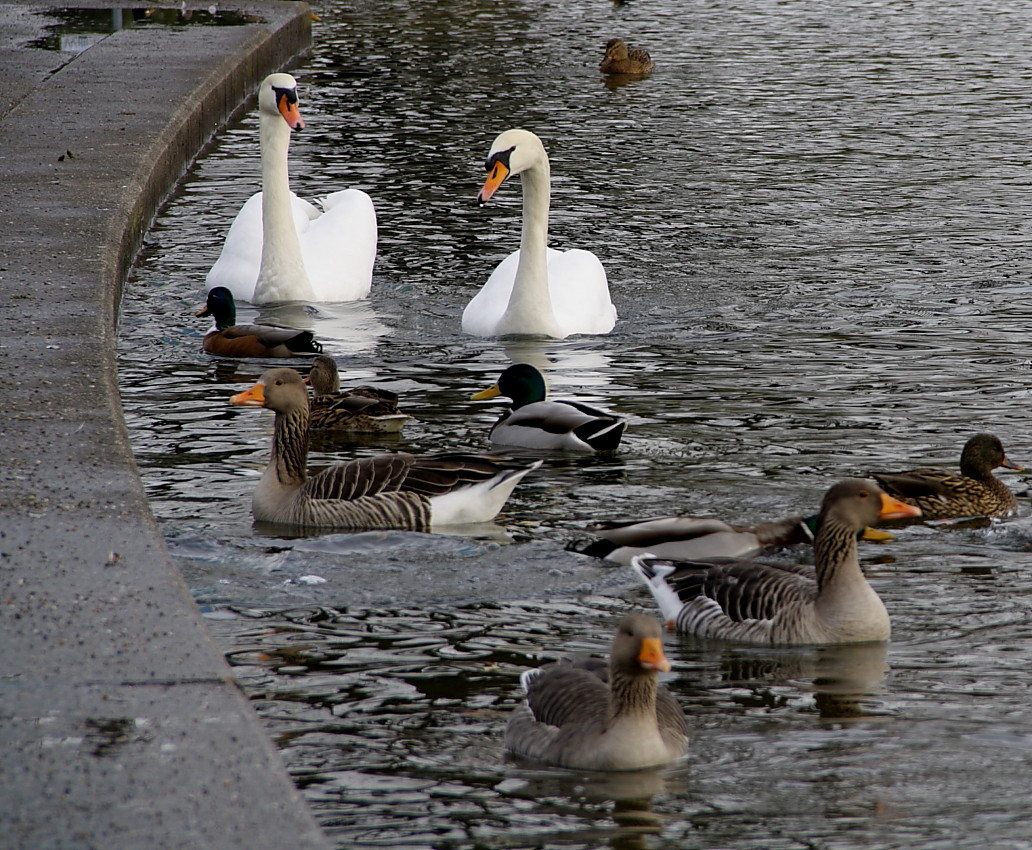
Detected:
left=118, top=0, right=1032, bottom=847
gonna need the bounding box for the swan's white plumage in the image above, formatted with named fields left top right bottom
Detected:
left=205, top=73, right=377, bottom=305
left=463, top=129, right=616, bottom=339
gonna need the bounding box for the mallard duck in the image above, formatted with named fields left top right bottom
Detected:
left=462, top=129, right=616, bottom=338
left=632, top=479, right=921, bottom=645
left=599, top=38, right=655, bottom=75
left=504, top=613, right=689, bottom=770
left=471, top=363, right=625, bottom=452
left=306, top=355, right=410, bottom=434
left=196, top=287, right=322, bottom=357
left=871, top=433, right=1022, bottom=519
left=205, top=73, right=377, bottom=304
left=230, top=368, right=540, bottom=530
left=582, top=512, right=893, bottom=565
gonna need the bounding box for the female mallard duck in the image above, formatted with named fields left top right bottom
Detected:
left=230, top=368, right=540, bottom=530
left=505, top=613, right=689, bottom=771
left=462, top=129, right=616, bottom=338
left=306, top=355, right=410, bottom=434
left=205, top=73, right=377, bottom=304
left=599, top=38, right=655, bottom=75
left=471, top=363, right=625, bottom=452
left=871, top=432, right=1022, bottom=519
left=632, top=479, right=921, bottom=645
left=196, top=287, right=322, bottom=357
left=582, top=512, right=892, bottom=565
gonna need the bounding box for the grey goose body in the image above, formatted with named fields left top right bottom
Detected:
left=505, top=614, right=689, bottom=771
left=231, top=368, right=539, bottom=531
left=633, top=479, right=920, bottom=646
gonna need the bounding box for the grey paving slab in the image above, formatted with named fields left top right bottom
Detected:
left=0, top=2, right=332, bottom=847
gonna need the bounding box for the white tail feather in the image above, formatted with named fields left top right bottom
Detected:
left=631, top=555, right=683, bottom=625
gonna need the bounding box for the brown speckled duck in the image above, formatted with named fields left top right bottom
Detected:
left=599, top=38, right=655, bottom=75
left=872, top=433, right=1022, bottom=519
left=230, top=368, right=539, bottom=531
left=632, top=479, right=920, bottom=646
left=196, top=287, right=322, bottom=358
left=306, top=355, right=410, bottom=434
left=505, top=613, right=689, bottom=771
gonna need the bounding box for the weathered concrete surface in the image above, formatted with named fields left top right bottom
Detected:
left=0, top=2, right=331, bottom=847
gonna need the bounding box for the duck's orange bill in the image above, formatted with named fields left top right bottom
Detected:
left=277, top=93, right=305, bottom=130
left=878, top=492, right=922, bottom=521
left=470, top=383, right=501, bottom=401
left=1002, top=455, right=1024, bottom=471
left=478, top=161, right=509, bottom=204
left=231, top=382, right=266, bottom=407
left=638, top=637, right=671, bottom=672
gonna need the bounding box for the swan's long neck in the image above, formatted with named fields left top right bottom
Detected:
left=254, top=112, right=315, bottom=304
left=498, top=158, right=563, bottom=337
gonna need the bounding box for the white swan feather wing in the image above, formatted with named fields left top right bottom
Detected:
left=206, top=189, right=376, bottom=303
left=295, top=188, right=377, bottom=302
left=462, top=247, right=615, bottom=338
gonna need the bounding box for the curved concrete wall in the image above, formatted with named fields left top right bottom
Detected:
left=0, top=3, right=331, bottom=846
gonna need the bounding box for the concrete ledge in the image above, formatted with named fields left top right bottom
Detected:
left=0, top=2, right=331, bottom=846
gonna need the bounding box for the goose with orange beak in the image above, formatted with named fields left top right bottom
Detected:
left=504, top=614, right=689, bottom=770
left=633, top=479, right=921, bottom=645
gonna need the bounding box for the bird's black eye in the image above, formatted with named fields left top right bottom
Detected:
left=484, top=145, right=515, bottom=173
left=858, top=489, right=870, bottom=499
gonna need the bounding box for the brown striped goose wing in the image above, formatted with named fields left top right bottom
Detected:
left=524, top=662, right=611, bottom=729
left=302, top=453, right=416, bottom=501
left=399, top=454, right=528, bottom=497
left=665, top=558, right=817, bottom=623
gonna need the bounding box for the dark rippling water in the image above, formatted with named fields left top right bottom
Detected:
left=119, top=0, right=1032, bottom=847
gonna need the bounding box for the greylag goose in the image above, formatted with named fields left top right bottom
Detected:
left=230, top=368, right=539, bottom=530
left=871, top=432, right=1022, bottom=519
left=306, top=355, right=410, bottom=434
left=471, top=363, right=625, bottom=452
left=196, top=287, right=322, bottom=358
left=505, top=613, right=689, bottom=770
left=462, top=129, right=616, bottom=338
left=632, top=479, right=920, bottom=645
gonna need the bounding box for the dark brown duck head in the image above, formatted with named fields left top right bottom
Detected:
left=307, top=355, right=342, bottom=396
left=959, top=433, right=1022, bottom=479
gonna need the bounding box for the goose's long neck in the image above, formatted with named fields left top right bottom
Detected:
left=501, top=159, right=562, bottom=336
left=270, top=403, right=310, bottom=488
left=608, top=666, right=657, bottom=722
left=813, top=515, right=862, bottom=592
left=255, top=112, right=314, bottom=303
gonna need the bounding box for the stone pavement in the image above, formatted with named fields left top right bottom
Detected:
left=0, top=2, right=332, bottom=846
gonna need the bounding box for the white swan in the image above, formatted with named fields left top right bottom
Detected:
left=205, top=73, right=377, bottom=305
left=463, top=129, right=616, bottom=338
